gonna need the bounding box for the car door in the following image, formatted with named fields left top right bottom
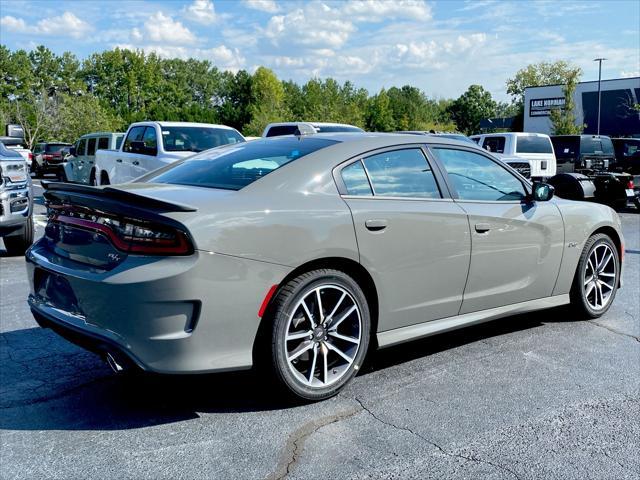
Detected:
left=429, top=146, right=564, bottom=314
left=133, top=126, right=159, bottom=179
left=70, top=138, right=87, bottom=182
left=119, top=126, right=147, bottom=182
left=338, top=147, right=471, bottom=331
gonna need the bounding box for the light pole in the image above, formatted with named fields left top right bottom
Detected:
left=593, top=58, right=607, bottom=136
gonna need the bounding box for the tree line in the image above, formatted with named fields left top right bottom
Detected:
left=0, top=45, right=582, bottom=148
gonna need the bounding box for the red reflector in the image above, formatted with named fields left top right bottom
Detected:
left=258, top=284, right=278, bottom=318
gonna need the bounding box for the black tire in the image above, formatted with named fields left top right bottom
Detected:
left=31, top=162, right=41, bottom=178
left=569, top=233, right=619, bottom=319
left=89, top=169, right=97, bottom=186
left=100, top=172, right=110, bottom=185
left=267, top=269, right=371, bottom=402
left=3, top=217, right=34, bottom=256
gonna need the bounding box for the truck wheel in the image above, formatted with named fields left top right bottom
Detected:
left=89, top=169, right=97, bottom=186
left=3, top=217, right=34, bottom=256
left=100, top=172, right=110, bottom=185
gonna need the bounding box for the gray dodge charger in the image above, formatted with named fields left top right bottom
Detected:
left=27, top=133, right=625, bottom=400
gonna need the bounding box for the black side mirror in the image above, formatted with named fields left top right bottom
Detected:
left=532, top=181, right=554, bottom=201
left=69, top=147, right=76, bottom=156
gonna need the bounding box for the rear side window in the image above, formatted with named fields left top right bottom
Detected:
left=516, top=136, right=553, bottom=154
left=362, top=148, right=441, bottom=198
left=341, top=161, right=372, bottom=196
left=482, top=137, right=505, bottom=154
left=148, top=137, right=337, bottom=190
left=97, top=137, right=109, bottom=150
left=115, top=135, right=124, bottom=149
left=142, top=127, right=158, bottom=155
left=551, top=137, right=579, bottom=158
left=266, top=125, right=298, bottom=137
left=87, top=138, right=97, bottom=156
left=123, top=126, right=146, bottom=152
left=314, top=125, right=363, bottom=133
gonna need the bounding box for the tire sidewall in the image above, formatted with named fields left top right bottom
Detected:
left=272, top=270, right=370, bottom=401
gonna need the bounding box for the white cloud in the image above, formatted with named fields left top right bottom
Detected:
left=131, top=12, right=197, bottom=45
left=343, top=0, right=432, bottom=22
left=243, top=0, right=280, bottom=13
left=265, top=4, right=355, bottom=49
left=184, top=0, right=216, bottom=25
left=1, top=12, right=90, bottom=39
left=621, top=71, right=640, bottom=78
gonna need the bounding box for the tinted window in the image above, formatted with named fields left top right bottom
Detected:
left=314, top=125, right=363, bottom=133
left=341, top=161, right=372, bottom=196
left=123, top=126, right=146, bottom=152
left=45, top=144, right=69, bottom=153
left=516, top=136, right=553, bottom=154
left=362, top=149, right=441, bottom=198
left=77, top=139, right=87, bottom=156
left=33, top=144, right=44, bottom=154
left=142, top=127, right=157, bottom=155
left=613, top=139, right=640, bottom=158
left=161, top=126, right=243, bottom=152
left=87, top=138, right=97, bottom=156
left=148, top=137, right=337, bottom=190
left=482, top=136, right=505, bottom=154
left=551, top=137, right=579, bottom=158
left=115, top=135, right=124, bottom=149
left=432, top=148, right=526, bottom=201
left=600, top=137, right=614, bottom=155
left=266, top=125, right=298, bottom=137
left=97, top=137, right=109, bottom=150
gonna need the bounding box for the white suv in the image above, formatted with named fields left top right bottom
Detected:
left=471, top=133, right=557, bottom=179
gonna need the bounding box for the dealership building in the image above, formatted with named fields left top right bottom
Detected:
left=524, top=76, right=640, bottom=137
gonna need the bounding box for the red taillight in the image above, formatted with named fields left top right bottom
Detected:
left=28, top=153, right=33, bottom=161
left=48, top=206, right=193, bottom=255
left=43, top=154, right=53, bottom=161
left=627, top=179, right=634, bottom=189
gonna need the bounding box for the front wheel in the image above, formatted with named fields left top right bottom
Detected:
left=268, top=269, right=370, bottom=401
left=570, top=233, right=620, bottom=318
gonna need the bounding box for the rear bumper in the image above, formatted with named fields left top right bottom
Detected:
left=26, top=243, right=291, bottom=373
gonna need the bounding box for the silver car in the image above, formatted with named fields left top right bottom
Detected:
left=1, top=141, right=33, bottom=255
left=27, top=134, right=624, bottom=400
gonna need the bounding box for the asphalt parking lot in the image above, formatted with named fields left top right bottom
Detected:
left=0, top=182, right=638, bottom=479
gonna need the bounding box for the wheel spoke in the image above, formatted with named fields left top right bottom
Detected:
left=599, top=251, right=613, bottom=271
left=325, top=341, right=354, bottom=363
left=288, top=341, right=313, bottom=361
left=584, top=275, right=593, bottom=287
left=301, top=299, right=316, bottom=328
left=328, top=305, right=357, bottom=331
left=316, top=288, right=324, bottom=324
left=307, top=344, right=318, bottom=384
left=598, top=279, right=613, bottom=291
left=599, top=271, right=615, bottom=278
left=587, top=258, right=595, bottom=275
left=326, top=292, right=347, bottom=323
left=287, top=330, right=313, bottom=341
left=322, top=342, right=328, bottom=384
left=328, top=331, right=360, bottom=344
left=585, top=281, right=596, bottom=298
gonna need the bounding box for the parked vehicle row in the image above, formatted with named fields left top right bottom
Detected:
left=28, top=133, right=624, bottom=401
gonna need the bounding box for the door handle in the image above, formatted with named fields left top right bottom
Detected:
left=132, top=160, right=140, bottom=166
left=475, top=223, right=491, bottom=233
left=116, top=158, right=123, bottom=163
left=365, top=219, right=388, bottom=232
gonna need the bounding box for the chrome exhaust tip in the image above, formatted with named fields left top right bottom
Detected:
left=106, top=352, right=125, bottom=373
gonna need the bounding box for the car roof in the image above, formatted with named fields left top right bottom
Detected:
left=79, top=132, right=125, bottom=138
left=481, top=132, right=550, bottom=137
left=131, top=121, right=238, bottom=130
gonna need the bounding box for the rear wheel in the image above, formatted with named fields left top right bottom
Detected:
left=3, top=217, right=34, bottom=256
left=570, top=233, right=619, bottom=318
left=268, top=269, right=370, bottom=401
left=100, top=172, right=110, bottom=185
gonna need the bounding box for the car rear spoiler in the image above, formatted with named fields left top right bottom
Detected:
left=42, top=181, right=198, bottom=215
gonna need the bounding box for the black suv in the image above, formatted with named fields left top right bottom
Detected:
left=32, top=142, right=72, bottom=177
left=611, top=138, right=640, bottom=175
left=550, top=135, right=615, bottom=173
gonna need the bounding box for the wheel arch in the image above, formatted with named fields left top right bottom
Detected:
left=252, top=256, right=380, bottom=364
left=590, top=225, right=622, bottom=261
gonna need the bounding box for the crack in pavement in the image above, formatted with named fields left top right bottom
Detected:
left=353, top=397, right=523, bottom=480
left=587, top=319, right=640, bottom=343
left=266, top=405, right=363, bottom=480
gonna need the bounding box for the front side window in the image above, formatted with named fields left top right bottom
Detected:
left=142, top=127, right=157, bottom=155
left=148, top=137, right=337, bottom=190
left=362, top=148, right=441, bottom=198
left=161, top=127, right=244, bottom=152
left=123, top=126, right=146, bottom=152
left=432, top=148, right=527, bottom=201
left=483, top=136, right=506, bottom=154
left=341, top=161, right=373, bottom=196
left=77, top=139, right=87, bottom=156
left=516, top=136, right=553, bottom=154
left=87, top=138, right=97, bottom=156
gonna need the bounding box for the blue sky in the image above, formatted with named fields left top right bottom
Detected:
left=1, top=0, right=638, bottom=100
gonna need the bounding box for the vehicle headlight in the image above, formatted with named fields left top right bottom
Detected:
left=2, top=163, right=27, bottom=183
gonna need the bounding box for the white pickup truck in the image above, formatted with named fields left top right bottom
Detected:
left=94, top=121, right=245, bottom=185
left=470, top=132, right=557, bottom=180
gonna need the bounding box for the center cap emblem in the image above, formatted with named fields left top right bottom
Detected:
left=314, top=327, right=325, bottom=340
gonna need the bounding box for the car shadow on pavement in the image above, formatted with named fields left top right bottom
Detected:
left=0, top=306, right=583, bottom=432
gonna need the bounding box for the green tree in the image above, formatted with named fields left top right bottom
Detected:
left=49, top=93, right=120, bottom=143
left=447, top=85, right=497, bottom=135
left=365, top=88, right=394, bottom=131
left=549, top=69, right=584, bottom=135
left=506, top=60, right=582, bottom=108
left=245, top=67, right=287, bottom=136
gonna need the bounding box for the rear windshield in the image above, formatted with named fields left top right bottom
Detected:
left=148, top=137, right=337, bottom=190
left=161, top=127, right=244, bottom=152
left=45, top=144, right=70, bottom=153
left=314, top=125, right=363, bottom=133
left=516, top=136, right=553, bottom=154
left=266, top=125, right=299, bottom=137
left=551, top=137, right=579, bottom=158
left=613, top=139, right=640, bottom=157
left=580, top=136, right=614, bottom=155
